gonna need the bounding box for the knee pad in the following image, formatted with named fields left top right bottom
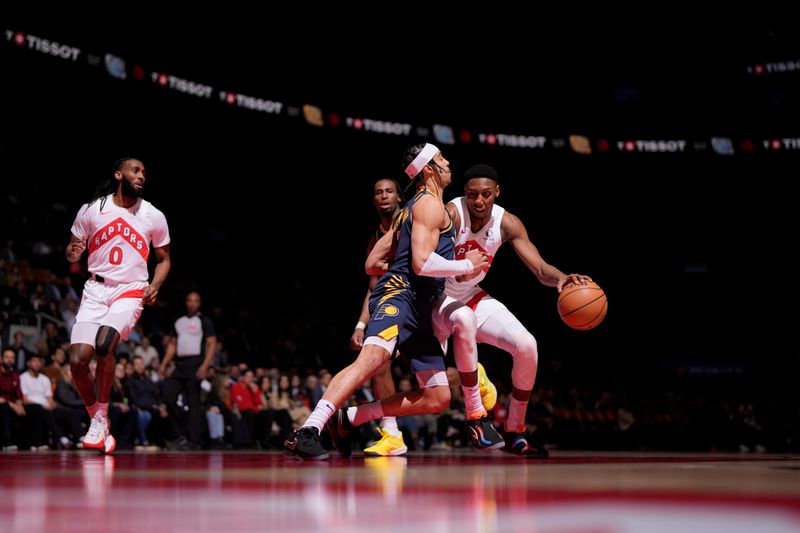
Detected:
left=94, top=326, right=120, bottom=356
left=509, top=330, right=538, bottom=391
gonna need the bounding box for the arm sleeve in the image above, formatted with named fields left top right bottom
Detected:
left=418, top=252, right=474, bottom=277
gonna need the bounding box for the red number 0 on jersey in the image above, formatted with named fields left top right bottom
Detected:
left=109, top=246, right=123, bottom=265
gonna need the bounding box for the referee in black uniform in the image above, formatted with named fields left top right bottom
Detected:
left=159, top=291, right=216, bottom=449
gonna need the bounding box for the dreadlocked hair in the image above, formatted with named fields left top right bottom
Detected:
left=88, top=157, right=137, bottom=211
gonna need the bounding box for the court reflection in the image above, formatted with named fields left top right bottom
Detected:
left=80, top=454, right=115, bottom=507
left=364, top=456, right=407, bottom=503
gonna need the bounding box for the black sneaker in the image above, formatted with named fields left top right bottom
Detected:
left=465, top=416, right=505, bottom=450
left=326, top=408, right=353, bottom=458
left=284, top=427, right=329, bottom=460
left=502, top=431, right=549, bottom=458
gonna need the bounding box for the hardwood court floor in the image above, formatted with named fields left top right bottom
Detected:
left=1, top=450, right=799, bottom=532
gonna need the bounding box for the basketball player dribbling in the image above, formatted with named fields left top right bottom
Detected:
left=66, top=157, right=171, bottom=453
left=433, top=164, right=590, bottom=457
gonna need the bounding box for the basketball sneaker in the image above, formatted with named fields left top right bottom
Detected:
left=82, top=413, right=110, bottom=450
left=364, top=428, right=408, bottom=456
left=465, top=415, right=505, bottom=450
left=502, top=429, right=550, bottom=458
left=326, top=408, right=354, bottom=459
left=284, top=427, right=329, bottom=460
left=477, top=362, right=498, bottom=411
left=103, top=434, right=116, bottom=454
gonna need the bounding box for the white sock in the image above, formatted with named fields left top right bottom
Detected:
left=348, top=402, right=384, bottom=427
left=462, top=384, right=486, bottom=420
left=304, top=400, right=336, bottom=432
left=505, top=397, right=528, bottom=433
left=96, top=402, right=109, bottom=419
left=380, top=416, right=401, bottom=437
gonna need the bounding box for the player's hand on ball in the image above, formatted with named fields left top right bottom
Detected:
left=557, top=274, right=592, bottom=293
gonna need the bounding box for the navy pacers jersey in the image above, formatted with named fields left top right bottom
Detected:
left=365, top=189, right=455, bottom=371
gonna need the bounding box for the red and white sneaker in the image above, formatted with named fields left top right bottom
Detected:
left=82, top=414, right=109, bottom=450
left=103, top=434, right=116, bottom=454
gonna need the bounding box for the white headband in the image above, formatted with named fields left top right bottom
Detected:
left=404, top=143, right=440, bottom=179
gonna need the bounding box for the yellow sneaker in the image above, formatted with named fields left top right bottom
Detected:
left=364, top=428, right=408, bottom=456
left=477, top=362, right=497, bottom=411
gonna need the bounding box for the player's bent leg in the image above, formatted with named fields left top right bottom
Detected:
left=366, top=359, right=407, bottom=456
left=346, top=370, right=452, bottom=429
left=449, top=306, right=479, bottom=375
left=477, top=307, right=539, bottom=391
left=83, top=326, right=120, bottom=449
left=289, top=343, right=392, bottom=460
left=372, top=359, right=396, bottom=400
left=508, top=330, right=538, bottom=391
left=477, top=307, right=546, bottom=456
left=447, top=306, right=494, bottom=424
left=69, top=326, right=98, bottom=410
left=325, top=342, right=392, bottom=409
left=94, top=326, right=120, bottom=402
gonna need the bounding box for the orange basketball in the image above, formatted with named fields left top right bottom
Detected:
left=557, top=280, right=607, bottom=330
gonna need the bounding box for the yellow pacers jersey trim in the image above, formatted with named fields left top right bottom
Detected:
left=440, top=216, right=452, bottom=235
left=378, top=290, right=403, bottom=305
left=378, top=276, right=408, bottom=305
left=408, top=190, right=450, bottom=235
left=393, top=206, right=409, bottom=237
left=378, top=324, right=399, bottom=341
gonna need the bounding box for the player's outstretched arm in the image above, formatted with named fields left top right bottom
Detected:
left=503, top=212, right=591, bottom=292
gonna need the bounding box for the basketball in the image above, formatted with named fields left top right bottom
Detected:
left=557, top=280, right=607, bottom=330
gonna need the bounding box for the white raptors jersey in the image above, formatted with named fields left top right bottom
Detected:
left=445, top=197, right=505, bottom=299
left=70, top=195, right=170, bottom=284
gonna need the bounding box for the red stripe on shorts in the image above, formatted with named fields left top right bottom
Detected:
left=465, top=290, right=488, bottom=311
left=111, top=289, right=145, bottom=304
